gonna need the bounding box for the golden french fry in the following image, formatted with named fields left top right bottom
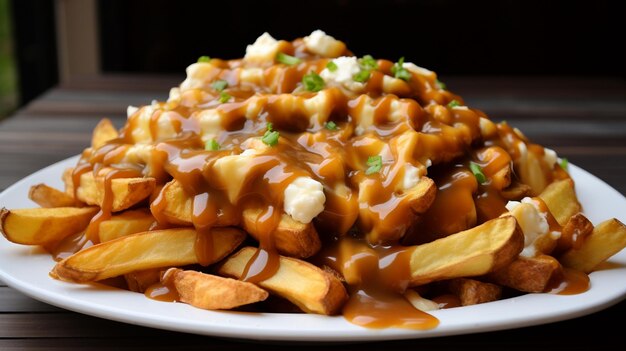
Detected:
left=488, top=255, right=562, bottom=293
left=0, top=207, right=98, bottom=245
left=554, top=212, right=594, bottom=255
left=538, top=179, right=582, bottom=226
left=73, top=168, right=156, bottom=212
left=154, top=180, right=321, bottom=258
left=559, top=218, right=626, bottom=273
left=408, top=216, right=524, bottom=286
left=53, top=227, right=246, bottom=283
left=28, top=183, right=81, bottom=208
left=91, top=118, right=119, bottom=149
left=125, top=269, right=161, bottom=293
left=166, top=268, right=269, bottom=310
left=99, top=209, right=155, bottom=242
left=446, top=278, right=502, bottom=306
left=217, top=246, right=348, bottom=315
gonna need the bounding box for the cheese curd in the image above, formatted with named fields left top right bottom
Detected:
left=506, top=197, right=560, bottom=257
left=244, top=32, right=281, bottom=64
left=320, top=56, right=365, bottom=93
left=283, top=176, right=326, bottom=224
left=303, top=30, right=345, bottom=57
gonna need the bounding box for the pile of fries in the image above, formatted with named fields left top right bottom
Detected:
left=2, top=30, right=626, bottom=329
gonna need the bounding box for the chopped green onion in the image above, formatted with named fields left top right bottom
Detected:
left=211, top=80, right=228, bottom=92
left=262, top=123, right=280, bottom=146
left=469, top=161, right=488, bottom=184
left=205, top=139, right=220, bottom=151
left=447, top=100, right=461, bottom=108
left=436, top=79, right=447, bottom=90
left=302, top=71, right=325, bottom=92
left=359, top=55, right=378, bottom=71
left=353, top=70, right=371, bottom=83
left=197, top=56, right=211, bottom=63
left=276, top=52, right=302, bottom=66
left=365, top=155, right=383, bottom=175
left=326, top=61, right=338, bottom=72
left=219, top=91, right=231, bottom=103
left=559, top=158, right=569, bottom=171
left=391, top=57, right=411, bottom=81
left=324, top=121, right=338, bottom=130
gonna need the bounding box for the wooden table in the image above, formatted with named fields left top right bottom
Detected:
left=1, top=75, right=625, bottom=350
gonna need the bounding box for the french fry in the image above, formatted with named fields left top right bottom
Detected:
left=217, top=246, right=348, bottom=315
left=538, top=179, right=582, bottom=226
left=554, top=213, right=594, bottom=255
left=0, top=206, right=98, bottom=245
left=404, top=289, right=440, bottom=311
left=91, top=118, right=119, bottom=149
left=446, top=278, right=502, bottom=306
left=53, top=227, right=246, bottom=283
left=165, top=268, right=269, bottom=310
left=408, top=216, right=524, bottom=286
left=559, top=218, right=626, bottom=273
left=99, top=209, right=155, bottom=242
left=28, top=183, right=81, bottom=208
left=488, top=255, right=562, bottom=293
left=125, top=269, right=161, bottom=293
left=72, top=168, right=156, bottom=212
left=154, top=180, right=321, bottom=258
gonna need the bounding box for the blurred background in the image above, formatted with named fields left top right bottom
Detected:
left=0, top=0, right=625, bottom=119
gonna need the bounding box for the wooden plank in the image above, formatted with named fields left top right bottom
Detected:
left=0, top=287, right=61, bottom=312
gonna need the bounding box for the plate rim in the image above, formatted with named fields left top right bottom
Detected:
left=1, top=155, right=625, bottom=342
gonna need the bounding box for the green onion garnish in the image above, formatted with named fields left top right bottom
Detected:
left=365, top=155, right=383, bottom=175
left=302, top=71, right=325, bottom=92
left=205, top=139, right=220, bottom=151
left=324, top=121, right=338, bottom=130
left=262, top=123, right=279, bottom=146
left=326, top=61, right=338, bottom=72
left=436, top=79, right=447, bottom=90
left=559, top=158, right=569, bottom=171
left=447, top=100, right=461, bottom=108
left=276, top=52, right=302, bottom=66
left=359, top=55, right=378, bottom=71
left=469, top=161, right=488, bottom=184
left=211, top=80, right=228, bottom=92
left=197, top=56, right=211, bottom=63
left=391, top=57, right=411, bottom=81
left=219, top=91, right=231, bottom=103
left=353, top=70, right=371, bottom=83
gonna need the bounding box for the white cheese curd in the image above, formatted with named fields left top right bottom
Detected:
left=303, top=30, right=344, bottom=57
left=126, top=105, right=139, bottom=118
left=320, top=56, right=364, bottom=93
left=402, top=62, right=434, bottom=77
left=543, top=147, right=558, bottom=168
left=506, top=197, right=554, bottom=257
left=195, top=109, right=223, bottom=142
left=403, top=164, right=421, bottom=190
left=283, top=176, right=326, bottom=224
left=167, top=87, right=181, bottom=103
left=244, top=32, right=280, bottom=63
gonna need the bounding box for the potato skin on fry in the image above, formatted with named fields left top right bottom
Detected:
left=0, top=206, right=98, bottom=245
left=167, top=268, right=269, bottom=310
left=488, top=255, right=562, bottom=293
left=28, top=183, right=82, bottom=208
left=53, top=227, right=246, bottom=283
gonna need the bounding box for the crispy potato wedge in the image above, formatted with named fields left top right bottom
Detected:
left=154, top=180, right=321, bottom=258
left=554, top=212, right=594, bottom=255
left=91, top=118, right=119, bottom=149
left=560, top=218, right=626, bottom=273
left=125, top=268, right=161, bottom=293
left=218, top=246, right=348, bottom=315
left=0, top=206, right=98, bottom=245
left=53, top=227, right=245, bottom=283
left=28, top=183, right=81, bottom=208
left=538, top=179, right=582, bottom=226
left=165, top=268, right=269, bottom=310
left=65, top=167, right=156, bottom=212
left=99, top=209, right=155, bottom=242
left=408, top=216, right=524, bottom=286
left=488, top=255, right=562, bottom=293
left=446, top=278, right=502, bottom=306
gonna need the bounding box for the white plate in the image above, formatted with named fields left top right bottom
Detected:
left=1, top=155, right=625, bottom=342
